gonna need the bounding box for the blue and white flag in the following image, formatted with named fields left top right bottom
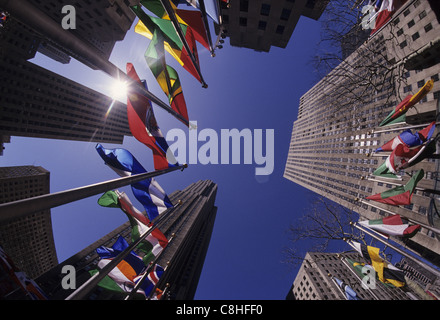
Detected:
left=134, top=264, right=165, bottom=299
left=96, top=144, right=173, bottom=220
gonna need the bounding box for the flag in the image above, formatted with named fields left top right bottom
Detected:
left=126, top=63, right=180, bottom=167
left=144, top=29, right=189, bottom=124
left=379, top=80, right=434, bottom=127
left=375, top=121, right=436, bottom=152
left=91, top=236, right=147, bottom=297
left=96, top=144, right=173, bottom=220
left=372, top=161, right=401, bottom=179
left=333, top=277, right=361, bottom=300
left=133, top=264, right=165, bottom=299
left=385, top=143, right=423, bottom=174
left=396, top=138, right=437, bottom=171
left=132, top=5, right=202, bottom=83
left=366, top=169, right=424, bottom=206
left=370, top=0, right=395, bottom=35
left=359, top=214, right=421, bottom=238
left=98, top=190, right=168, bottom=265
left=142, top=0, right=210, bottom=51
left=0, top=245, right=48, bottom=300
left=350, top=241, right=406, bottom=287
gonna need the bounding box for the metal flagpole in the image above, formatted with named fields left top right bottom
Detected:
left=338, top=253, right=380, bottom=300
left=0, top=0, right=189, bottom=127
left=158, top=0, right=208, bottom=88
left=328, top=274, right=347, bottom=300
left=0, top=164, right=187, bottom=224
left=124, top=233, right=176, bottom=300
left=356, top=198, right=440, bottom=235
left=198, top=0, right=215, bottom=56
left=367, top=122, right=440, bottom=135
left=351, top=222, right=440, bottom=278
left=65, top=202, right=181, bottom=300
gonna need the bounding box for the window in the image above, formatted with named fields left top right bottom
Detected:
left=281, top=8, right=291, bottom=21
left=258, top=20, right=266, bottom=30
left=412, top=32, right=420, bottom=41
left=417, top=80, right=425, bottom=88
left=276, top=25, right=285, bottom=34
left=239, top=17, right=247, bottom=26
left=400, top=40, right=407, bottom=48
left=424, top=23, right=433, bottom=32
left=407, top=19, right=415, bottom=28
left=261, top=4, right=270, bottom=16
left=240, top=0, right=248, bottom=12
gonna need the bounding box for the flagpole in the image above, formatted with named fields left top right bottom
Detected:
left=328, top=274, right=347, bottom=300
left=363, top=176, right=440, bottom=195
left=146, top=262, right=170, bottom=300
left=368, top=122, right=440, bottom=135
left=159, top=0, right=208, bottom=88
left=0, top=0, right=189, bottom=127
left=65, top=202, right=181, bottom=300
left=124, top=233, right=176, bottom=300
left=198, top=0, right=215, bottom=56
left=356, top=198, right=440, bottom=235
left=0, top=164, right=187, bottom=224
left=338, top=254, right=380, bottom=300
left=351, top=222, right=440, bottom=278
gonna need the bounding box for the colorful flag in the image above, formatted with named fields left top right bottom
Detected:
left=142, top=0, right=210, bottom=51
left=144, top=28, right=189, bottom=124
left=98, top=190, right=168, bottom=265
left=372, top=161, right=401, bottom=180
left=370, top=0, right=395, bottom=35
left=375, top=121, right=436, bottom=152
left=0, top=245, right=48, bottom=300
left=96, top=144, right=173, bottom=220
left=333, top=277, right=361, bottom=300
left=91, top=236, right=146, bottom=296
left=359, top=214, right=421, bottom=238
left=132, top=5, right=202, bottom=83
left=133, top=264, right=165, bottom=299
left=366, top=169, right=424, bottom=206
left=379, top=80, right=434, bottom=127
left=126, top=63, right=179, bottom=168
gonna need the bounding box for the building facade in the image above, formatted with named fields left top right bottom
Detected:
left=284, top=0, right=440, bottom=264
left=0, top=10, right=132, bottom=149
left=217, top=0, right=328, bottom=52
left=0, top=166, right=58, bottom=279
left=287, top=252, right=417, bottom=300
left=24, top=180, right=218, bottom=300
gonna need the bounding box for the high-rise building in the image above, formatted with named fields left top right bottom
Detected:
left=0, top=5, right=133, bottom=149
left=23, top=180, right=218, bottom=300
left=284, top=0, right=440, bottom=264
left=0, top=166, right=58, bottom=279
left=217, top=0, right=328, bottom=52
left=286, top=252, right=417, bottom=300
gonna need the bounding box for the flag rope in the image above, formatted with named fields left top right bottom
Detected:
left=0, top=164, right=187, bottom=224
left=65, top=201, right=182, bottom=300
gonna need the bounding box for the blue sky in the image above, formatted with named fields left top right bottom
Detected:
left=0, top=10, right=354, bottom=300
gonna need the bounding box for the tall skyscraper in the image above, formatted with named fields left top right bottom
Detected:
left=284, top=0, right=440, bottom=264
left=286, top=252, right=417, bottom=300
left=0, top=166, right=58, bottom=279
left=24, top=180, right=218, bottom=300
left=217, top=0, right=328, bottom=52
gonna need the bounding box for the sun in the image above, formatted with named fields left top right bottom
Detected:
left=110, top=79, right=128, bottom=101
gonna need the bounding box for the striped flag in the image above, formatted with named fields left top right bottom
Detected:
left=126, top=62, right=179, bottom=168
left=133, top=264, right=165, bottom=299
left=91, top=236, right=146, bottom=296
left=359, top=214, right=421, bottom=238
left=366, top=169, right=424, bottom=206
left=96, top=144, right=173, bottom=221
left=98, top=190, right=168, bottom=265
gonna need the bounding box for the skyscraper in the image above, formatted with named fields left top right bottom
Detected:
left=0, top=166, right=57, bottom=279
left=287, top=252, right=416, bottom=300
left=26, top=180, right=218, bottom=300
left=284, top=0, right=440, bottom=263
left=217, top=0, right=328, bottom=52
left=0, top=1, right=135, bottom=151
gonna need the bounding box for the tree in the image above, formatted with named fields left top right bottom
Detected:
left=283, top=196, right=365, bottom=267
